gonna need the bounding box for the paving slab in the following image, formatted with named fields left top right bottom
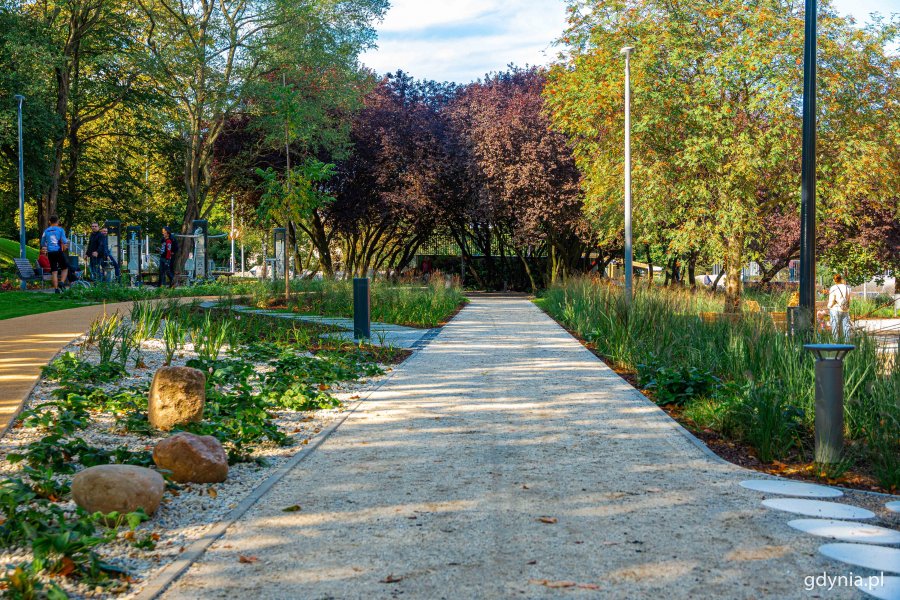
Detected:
left=162, top=297, right=867, bottom=599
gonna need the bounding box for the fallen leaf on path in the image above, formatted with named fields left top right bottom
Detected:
left=537, top=516, right=557, bottom=524
left=56, top=557, right=76, bottom=577
left=208, top=487, right=217, bottom=499
left=282, top=505, right=302, bottom=512
left=529, top=579, right=574, bottom=589
left=380, top=574, right=403, bottom=583
left=238, top=555, right=259, bottom=564
left=529, top=579, right=600, bottom=590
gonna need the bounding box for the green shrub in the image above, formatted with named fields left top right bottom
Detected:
left=638, top=363, right=721, bottom=406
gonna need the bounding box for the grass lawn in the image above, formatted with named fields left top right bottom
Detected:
left=0, top=291, right=94, bottom=320
left=0, top=237, right=39, bottom=270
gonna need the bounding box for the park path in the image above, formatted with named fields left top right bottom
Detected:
left=161, top=296, right=858, bottom=600
left=0, top=301, right=136, bottom=433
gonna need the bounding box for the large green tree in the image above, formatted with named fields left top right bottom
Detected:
left=546, top=0, right=900, bottom=310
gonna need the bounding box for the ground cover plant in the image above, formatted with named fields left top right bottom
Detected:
left=0, top=299, right=403, bottom=598
left=251, top=277, right=466, bottom=328
left=539, top=278, right=900, bottom=492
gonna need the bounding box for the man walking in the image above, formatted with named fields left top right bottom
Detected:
left=40, top=215, right=69, bottom=293
left=828, top=274, right=852, bottom=339
left=86, top=222, right=102, bottom=280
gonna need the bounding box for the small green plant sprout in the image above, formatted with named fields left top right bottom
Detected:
left=88, top=312, right=122, bottom=364
left=163, top=318, right=186, bottom=366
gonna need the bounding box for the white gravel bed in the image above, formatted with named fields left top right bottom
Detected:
left=0, top=329, right=392, bottom=599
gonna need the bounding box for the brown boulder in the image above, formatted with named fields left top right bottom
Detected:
left=153, top=432, right=228, bottom=483
left=149, top=366, right=206, bottom=431
left=72, top=464, right=165, bottom=516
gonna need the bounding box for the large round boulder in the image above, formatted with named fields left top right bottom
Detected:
left=72, top=464, right=165, bottom=516
left=153, top=432, right=228, bottom=483
left=149, top=366, right=206, bottom=431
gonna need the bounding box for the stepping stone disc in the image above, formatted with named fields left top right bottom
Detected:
left=858, top=576, right=900, bottom=600
left=762, top=498, right=875, bottom=520
left=788, top=519, right=900, bottom=545
left=741, top=479, right=842, bottom=498
left=887, top=502, right=900, bottom=514
left=819, top=543, right=900, bottom=574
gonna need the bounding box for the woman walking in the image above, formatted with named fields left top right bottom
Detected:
left=827, top=274, right=852, bottom=339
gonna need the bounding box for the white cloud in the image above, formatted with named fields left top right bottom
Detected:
left=360, top=0, right=569, bottom=83
left=361, top=0, right=900, bottom=84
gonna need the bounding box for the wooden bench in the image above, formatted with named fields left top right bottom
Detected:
left=13, top=258, right=48, bottom=288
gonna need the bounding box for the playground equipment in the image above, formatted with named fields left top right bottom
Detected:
left=273, top=228, right=286, bottom=280
left=175, top=219, right=228, bottom=283
left=126, top=225, right=142, bottom=284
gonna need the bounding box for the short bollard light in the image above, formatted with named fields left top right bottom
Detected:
left=803, top=343, right=855, bottom=464
left=353, top=277, right=371, bottom=340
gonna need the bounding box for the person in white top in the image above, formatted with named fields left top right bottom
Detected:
left=827, top=274, right=852, bottom=339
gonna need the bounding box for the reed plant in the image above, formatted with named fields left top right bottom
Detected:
left=87, top=313, right=122, bottom=364
left=191, top=313, right=230, bottom=364
left=162, top=318, right=185, bottom=366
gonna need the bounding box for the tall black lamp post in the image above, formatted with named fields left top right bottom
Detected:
left=798, top=0, right=817, bottom=324
left=15, top=95, right=25, bottom=290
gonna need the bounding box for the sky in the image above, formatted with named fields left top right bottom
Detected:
left=360, top=0, right=900, bottom=84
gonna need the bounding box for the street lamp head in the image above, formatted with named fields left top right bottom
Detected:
left=620, top=46, right=634, bottom=56
left=14, top=94, right=24, bottom=102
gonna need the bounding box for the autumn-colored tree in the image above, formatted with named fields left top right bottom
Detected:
left=448, top=67, right=587, bottom=290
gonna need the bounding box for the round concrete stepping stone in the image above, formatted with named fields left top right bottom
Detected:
left=788, top=519, right=900, bottom=545
left=762, top=498, right=875, bottom=520
left=741, top=479, right=842, bottom=498
left=887, top=502, right=900, bottom=514
left=819, top=543, right=900, bottom=574
left=858, top=576, right=900, bottom=600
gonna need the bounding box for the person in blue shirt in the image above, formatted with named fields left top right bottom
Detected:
left=40, top=215, right=69, bottom=293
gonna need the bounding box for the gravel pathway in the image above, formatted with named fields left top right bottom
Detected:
left=161, top=296, right=888, bottom=599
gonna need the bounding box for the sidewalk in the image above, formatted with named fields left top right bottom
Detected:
left=0, top=302, right=135, bottom=433
left=161, top=296, right=861, bottom=599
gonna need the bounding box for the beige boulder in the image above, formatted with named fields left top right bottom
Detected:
left=149, top=366, right=206, bottom=431
left=72, top=464, right=165, bottom=516
left=153, top=432, right=228, bottom=483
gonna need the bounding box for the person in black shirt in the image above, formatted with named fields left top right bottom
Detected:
left=86, top=222, right=102, bottom=280
left=159, top=227, right=178, bottom=287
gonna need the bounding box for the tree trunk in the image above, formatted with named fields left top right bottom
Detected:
left=688, top=252, right=697, bottom=289
left=723, top=233, right=745, bottom=313
left=712, top=269, right=726, bottom=289
left=646, top=244, right=654, bottom=285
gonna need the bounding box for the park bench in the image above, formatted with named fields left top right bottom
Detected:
left=13, top=258, right=49, bottom=288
